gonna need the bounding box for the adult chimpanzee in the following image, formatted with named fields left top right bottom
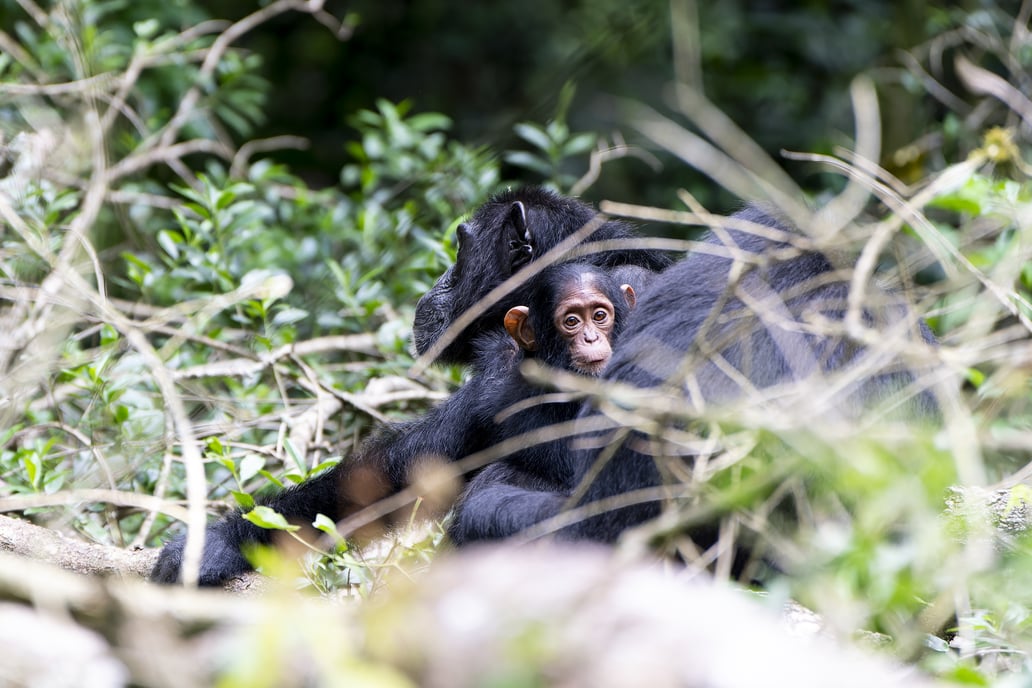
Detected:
left=432, top=203, right=942, bottom=551
left=151, top=262, right=638, bottom=584
left=412, top=186, right=671, bottom=364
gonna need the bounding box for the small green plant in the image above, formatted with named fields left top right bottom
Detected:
left=504, top=82, right=598, bottom=192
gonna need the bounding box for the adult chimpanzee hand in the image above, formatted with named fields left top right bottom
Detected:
left=150, top=517, right=265, bottom=585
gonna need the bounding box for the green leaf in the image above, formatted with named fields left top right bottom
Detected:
left=182, top=201, right=209, bottom=220
left=156, top=230, right=182, bottom=259
left=965, top=367, right=985, bottom=388
left=121, top=252, right=152, bottom=274
left=258, top=470, right=285, bottom=489
left=215, top=456, right=236, bottom=477
left=99, top=324, right=119, bottom=346
left=927, top=195, right=981, bottom=215
left=308, top=459, right=342, bottom=477
left=242, top=506, right=299, bottom=531
left=407, top=112, right=452, bottom=132
left=133, top=19, right=159, bottom=38
left=562, top=132, right=597, bottom=156
left=22, top=452, right=40, bottom=490
left=1022, top=262, right=1032, bottom=291
left=239, top=454, right=265, bottom=482
left=363, top=132, right=385, bottom=159
left=513, top=123, right=553, bottom=153
left=231, top=491, right=255, bottom=510
left=545, top=119, right=569, bottom=143
left=503, top=151, right=552, bottom=177
left=284, top=439, right=306, bottom=475
left=942, top=665, right=989, bottom=686
left=555, top=80, right=577, bottom=122
left=0, top=425, right=20, bottom=446
left=271, top=307, right=309, bottom=326
left=313, top=513, right=337, bottom=536
left=215, top=188, right=237, bottom=211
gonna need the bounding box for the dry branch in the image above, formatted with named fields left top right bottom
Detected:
left=0, top=514, right=264, bottom=593
left=0, top=513, right=156, bottom=578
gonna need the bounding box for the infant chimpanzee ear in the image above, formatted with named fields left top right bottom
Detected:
left=621, top=284, right=637, bottom=309
left=504, top=305, right=537, bottom=351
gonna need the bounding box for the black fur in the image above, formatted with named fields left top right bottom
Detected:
left=441, top=203, right=941, bottom=548
left=446, top=264, right=634, bottom=545
left=412, top=187, right=672, bottom=364
left=153, top=191, right=939, bottom=584
left=151, top=262, right=635, bottom=584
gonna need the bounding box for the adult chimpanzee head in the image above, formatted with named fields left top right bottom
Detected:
left=503, top=264, right=637, bottom=376
left=412, top=187, right=671, bottom=365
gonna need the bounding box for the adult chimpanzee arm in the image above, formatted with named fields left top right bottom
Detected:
left=152, top=338, right=517, bottom=585
left=150, top=466, right=343, bottom=585
left=446, top=425, right=660, bottom=546
left=449, top=473, right=568, bottom=546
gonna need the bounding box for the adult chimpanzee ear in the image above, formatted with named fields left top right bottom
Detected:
left=621, top=284, right=637, bottom=310
left=504, top=306, right=537, bottom=351
left=508, top=201, right=533, bottom=270
left=455, top=222, right=471, bottom=250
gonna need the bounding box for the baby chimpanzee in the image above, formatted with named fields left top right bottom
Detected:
left=446, top=262, right=637, bottom=544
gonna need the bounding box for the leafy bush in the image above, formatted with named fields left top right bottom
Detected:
left=0, top=0, right=498, bottom=558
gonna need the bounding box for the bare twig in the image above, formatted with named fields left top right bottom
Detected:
left=569, top=132, right=662, bottom=197
left=956, top=55, right=1032, bottom=127
left=0, top=490, right=189, bottom=522
left=0, top=71, right=119, bottom=96
left=230, top=136, right=310, bottom=178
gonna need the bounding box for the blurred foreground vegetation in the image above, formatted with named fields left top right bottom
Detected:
left=0, top=0, right=1031, bottom=685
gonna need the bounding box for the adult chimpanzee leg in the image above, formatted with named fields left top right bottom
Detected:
left=149, top=467, right=346, bottom=585
left=446, top=429, right=662, bottom=547
left=449, top=468, right=569, bottom=546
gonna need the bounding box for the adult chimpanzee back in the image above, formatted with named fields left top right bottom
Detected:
left=441, top=202, right=942, bottom=552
